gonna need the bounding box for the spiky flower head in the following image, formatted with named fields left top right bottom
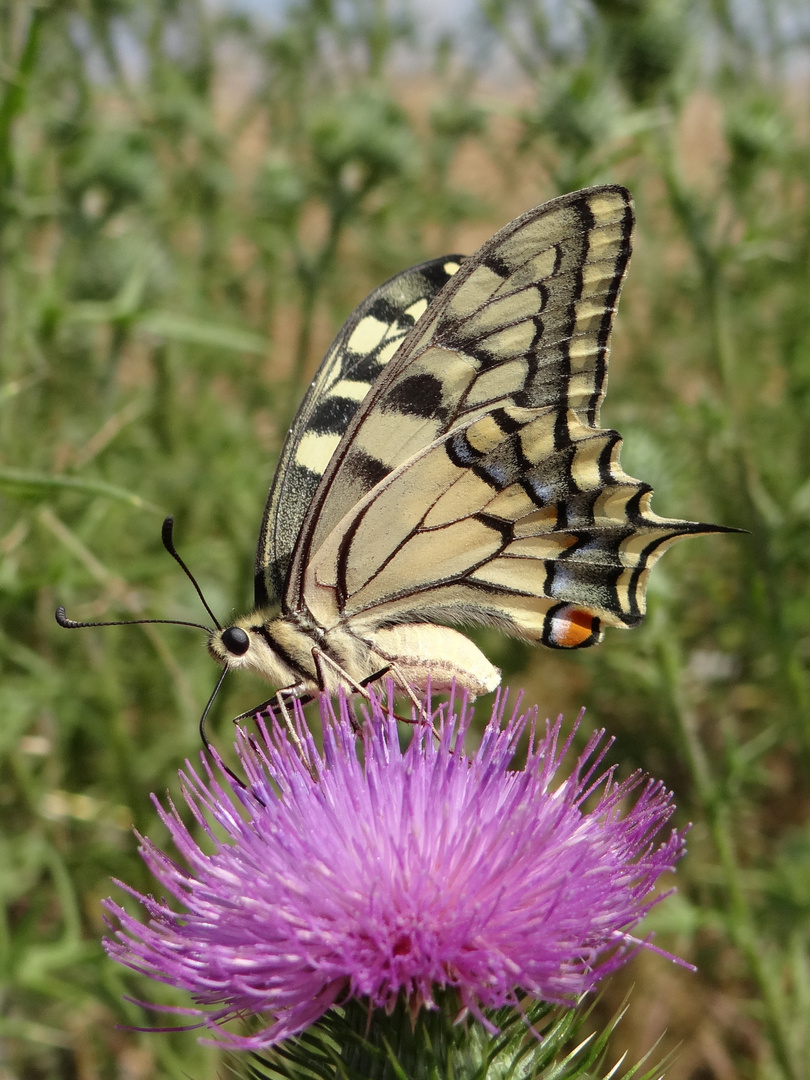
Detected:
left=104, top=690, right=686, bottom=1049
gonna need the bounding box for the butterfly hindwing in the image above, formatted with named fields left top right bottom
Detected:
left=304, top=405, right=711, bottom=649
left=255, top=257, right=463, bottom=606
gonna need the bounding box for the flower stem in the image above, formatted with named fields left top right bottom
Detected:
left=656, top=629, right=800, bottom=1080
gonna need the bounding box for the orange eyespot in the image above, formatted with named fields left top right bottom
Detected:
left=546, top=606, right=601, bottom=649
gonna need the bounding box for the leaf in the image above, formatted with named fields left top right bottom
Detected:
left=136, top=310, right=269, bottom=354
left=0, top=467, right=160, bottom=511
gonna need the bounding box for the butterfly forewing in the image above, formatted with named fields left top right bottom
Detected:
left=286, top=187, right=635, bottom=606
left=288, top=185, right=724, bottom=650
left=255, top=257, right=463, bottom=606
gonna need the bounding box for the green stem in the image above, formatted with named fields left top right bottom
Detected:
left=656, top=129, right=810, bottom=756
left=657, top=630, right=800, bottom=1080
left=0, top=5, right=46, bottom=233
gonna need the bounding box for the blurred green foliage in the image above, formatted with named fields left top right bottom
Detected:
left=1, top=0, right=808, bottom=1077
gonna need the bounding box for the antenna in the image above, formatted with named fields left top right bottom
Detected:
left=161, top=517, right=222, bottom=630
left=55, top=606, right=211, bottom=633
left=55, top=516, right=257, bottom=791
left=55, top=515, right=219, bottom=634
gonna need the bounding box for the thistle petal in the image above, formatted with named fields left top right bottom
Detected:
left=104, top=689, right=686, bottom=1049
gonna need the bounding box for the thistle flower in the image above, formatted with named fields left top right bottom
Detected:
left=104, top=689, right=686, bottom=1051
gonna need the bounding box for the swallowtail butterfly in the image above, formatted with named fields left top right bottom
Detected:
left=59, top=186, right=731, bottom=718
left=211, top=184, right=729, bottom=708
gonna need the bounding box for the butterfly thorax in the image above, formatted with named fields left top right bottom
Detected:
left=208, top=609, right=500, bottom=700
left=207, top=608, right=328, bottom=694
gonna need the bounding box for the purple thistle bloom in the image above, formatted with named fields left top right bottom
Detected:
left=104, top=689, right=687, bottom=1050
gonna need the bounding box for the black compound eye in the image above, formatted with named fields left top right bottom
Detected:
left=221, top=626, right=250, bottom=656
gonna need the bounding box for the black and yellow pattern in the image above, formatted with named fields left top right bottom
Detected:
left=209, top=185, right=729, bottom=703
left=256, top=256, right=463, bottom=607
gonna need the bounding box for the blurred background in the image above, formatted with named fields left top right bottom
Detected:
left=1, top=1, right=809, bottom=1077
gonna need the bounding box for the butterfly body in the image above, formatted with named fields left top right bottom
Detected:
left=205, top=185, right=728, bottom=707
left=207, top=613, right=499, bottom=700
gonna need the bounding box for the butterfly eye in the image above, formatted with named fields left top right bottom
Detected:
left=221, top=627, right=250, bottom=656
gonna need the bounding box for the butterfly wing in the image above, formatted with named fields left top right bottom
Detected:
left=289, top=185, right=725, bottom=648
left=303, top=405, right=716, bottom=649
left=255, top=257, right=464, bottom=607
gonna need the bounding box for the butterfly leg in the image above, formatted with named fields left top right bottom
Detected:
left=372, top=662, right=429, bottom=721
left=382, top=663, right=441, bottom=733
left=357, top=664, right=436, bottom=733
left=309, top=648, right=418, bottom=711
left=270, top=690, right=318, bottom=777
left=308, top=649, right=435, bottom=734
left=313, top=644, right=419, bottom=717
left=359, top=665, right=391, bottom=687
left=310, top=648, right=438, bottom=739
left=309, top=646, right=367, bottom=696
left=230, top=686, right=313, bottom=725
left=311, top=647, right=377, bottom=732
left=353, top=658, right=439, bottom=735
left=231, top=686, right=316, bottom=776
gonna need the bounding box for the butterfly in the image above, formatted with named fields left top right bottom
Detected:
left=203, top=184, right=729, bottom=711
left=58, top=185, right=730, bottom=718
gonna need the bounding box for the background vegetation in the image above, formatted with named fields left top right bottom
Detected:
left=1, top=0, right=808, bottom=1076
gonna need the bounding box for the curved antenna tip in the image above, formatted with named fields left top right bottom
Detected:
left=161, top=516, right=175, bottom=548
left=54, top=603, right=211, bottom=634
left=55, top=606, right=76, bottom=628
left=161, top=516, right=222, bottom=631
left=57, top=518, right=221, bottom=634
